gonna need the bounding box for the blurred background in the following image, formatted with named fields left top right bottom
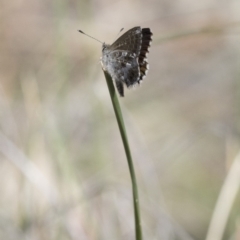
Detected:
left=0, top=0, right=240, bottom=239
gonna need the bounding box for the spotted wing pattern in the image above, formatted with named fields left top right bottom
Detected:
left=101, top=27, right=153, bottom=96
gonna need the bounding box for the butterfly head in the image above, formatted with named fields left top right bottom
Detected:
left=102, top=42, right=109, bottom=52
left=102, top=43, right=106, bottom=51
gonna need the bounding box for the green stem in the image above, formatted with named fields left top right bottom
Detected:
left=103, top=70, right=142, bottom=240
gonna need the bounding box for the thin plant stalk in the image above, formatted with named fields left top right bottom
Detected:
left=205, top=151, right=240, bottom=240
left=103, top=70, right=142, bottom=240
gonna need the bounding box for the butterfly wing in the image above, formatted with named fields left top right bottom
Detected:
left=110, top=27, right=153, bottom=83
left=138, top=28, right=152, bottom=81
left=103, top=50, right=140, bottom=96
left=110, top=27, right=142, bottom=55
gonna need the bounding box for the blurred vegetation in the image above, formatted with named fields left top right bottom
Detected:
left=0, top=0, right=240, bottom=240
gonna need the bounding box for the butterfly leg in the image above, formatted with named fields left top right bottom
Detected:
left=115, top=79, right=124, bottom=97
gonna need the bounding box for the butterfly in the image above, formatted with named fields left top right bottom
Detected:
left=79, top=27, right=153, bottom=97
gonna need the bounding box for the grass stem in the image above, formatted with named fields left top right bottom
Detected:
left=103, top=70, right=142, bottom=240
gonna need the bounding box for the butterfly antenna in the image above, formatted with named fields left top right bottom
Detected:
left=119, top=28, right=124, bottom=34
left=113, top=28, right=124, bottom=41
left=78, top=30, right=103, bottom=44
